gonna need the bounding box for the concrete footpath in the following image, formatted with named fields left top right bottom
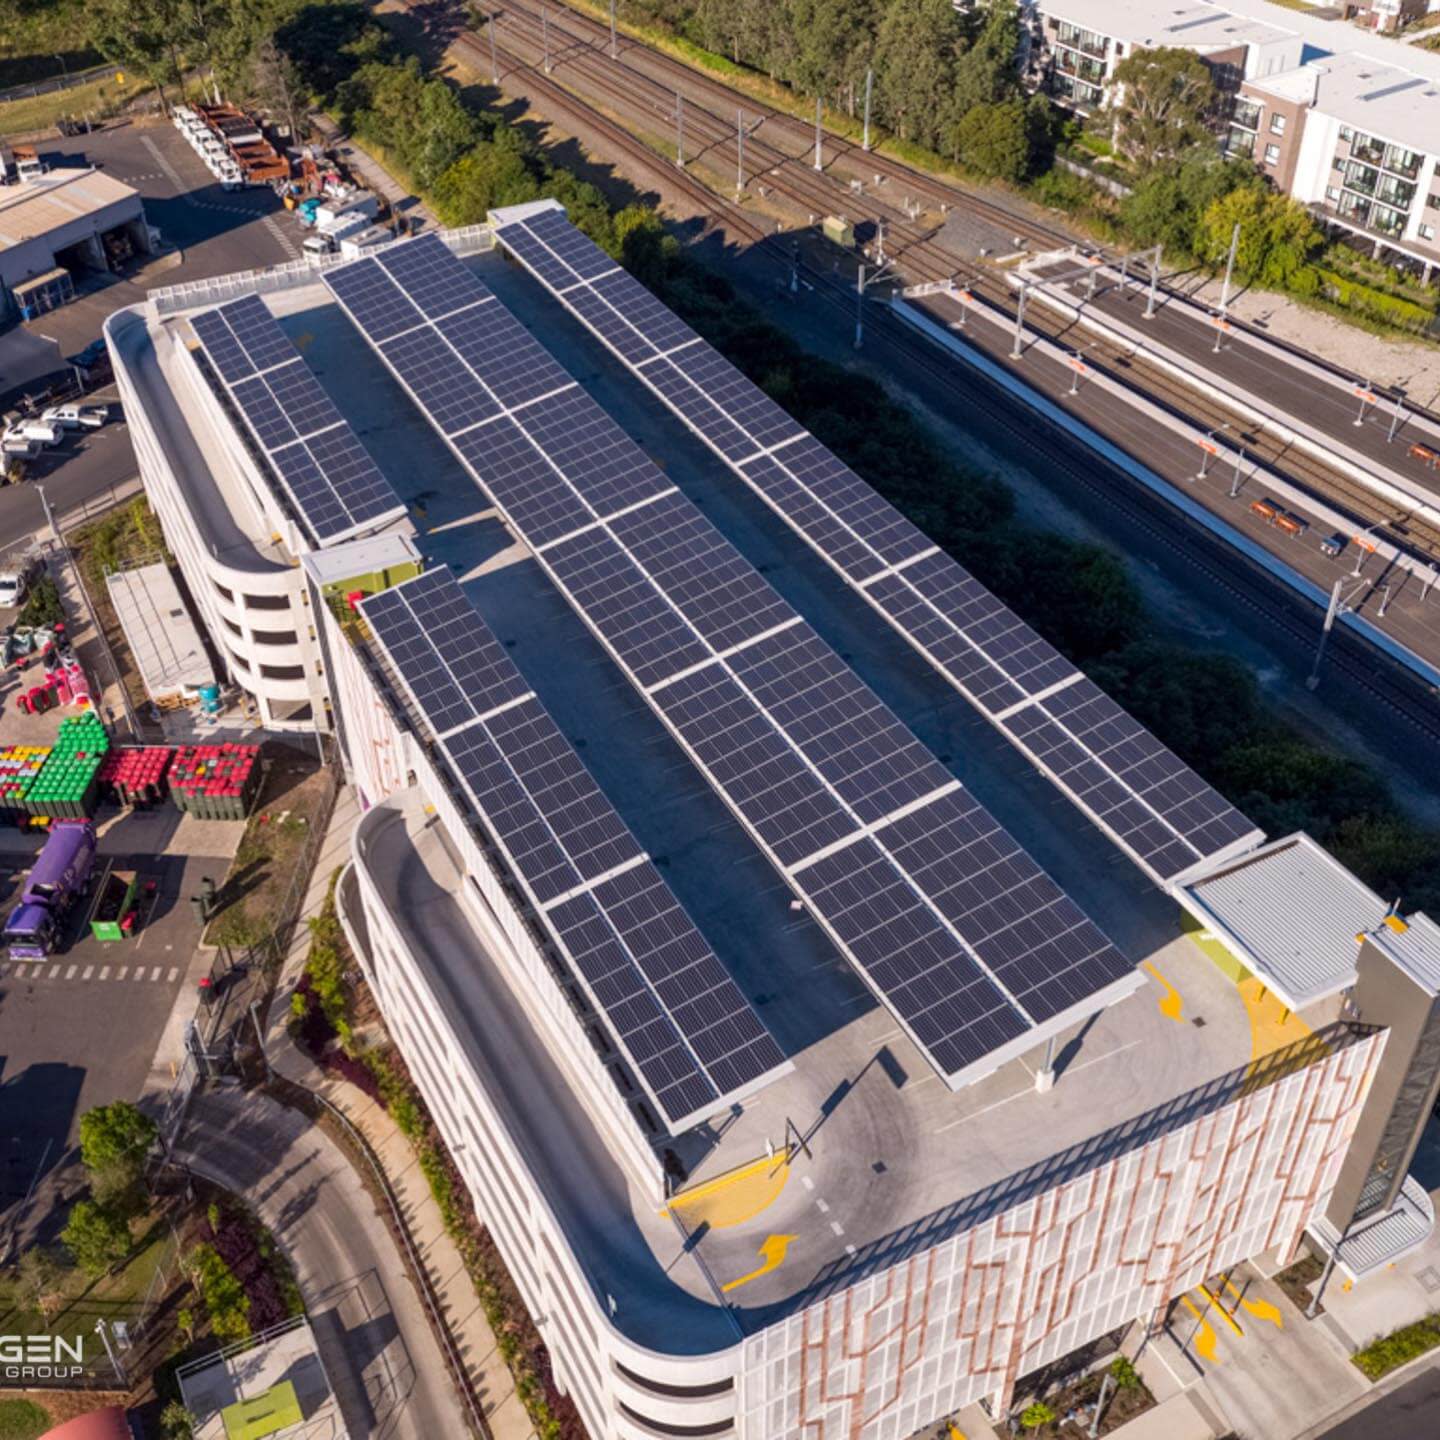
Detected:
left=263, top=785, right=534, bottom=1440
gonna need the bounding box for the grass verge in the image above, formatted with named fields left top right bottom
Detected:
left=0, top=1400, right=50, bottom=1440
left=0, top=74, right=148, bottom=136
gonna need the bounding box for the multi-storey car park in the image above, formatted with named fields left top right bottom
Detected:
left=109, top=211, right=1440, bottom=1440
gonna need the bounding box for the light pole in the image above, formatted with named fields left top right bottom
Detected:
left=813, top=97, right=823, bottom=171
left=1217, top=220, right=1240, bottom=318
left=1067, top=350, right=1088, bottom=396
left=1351, top=525, right=1380, bottom=577
left=95, top=1318, right=127, bottom=1387
left=736, top=110, right=745, bottom=197
left=1307, top=577, right=1345, bottom=691
left=542, top=8, right=552, bottom=73
left=854, top=261, right=891, bottom=349
left=609, top=0, right=618, bottom=58
left=861, top=68, right=874, bottom=152
left=675, top=94, right=684, bottom=168
left=1387, top=393, right=1407, bottom=443
left=489, top=13, right=499, bottom=85
left=1354, top=380, right=1377, bottom=427
left=1228, top=441, right=1246, bottom=498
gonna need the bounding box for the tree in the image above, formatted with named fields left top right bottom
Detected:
left=1119, top=152, right=1254, bottom=257
left=79, top=1101, right=157, bottom=1181
left=873, top=0, right=962, bottom=147
left=789, top=0, right=874, bottom=111
left=250, top=36, right=307, bottom=141
left=1197, top=184, right=1323, bottom=290
left=951, top=0, right=1021, bottom=117
left=18, top=1246, right=66, bottom=1321
left=432, top=140, right=538, bottom=227
left=953, top=99, right=1031, bottom=181
left=62, top=1200, right=132, bottom=1278
left=1109, top=46, right=1217, bottom=172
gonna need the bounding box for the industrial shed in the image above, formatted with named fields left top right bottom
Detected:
left=0, top=167, right=151, bottom=321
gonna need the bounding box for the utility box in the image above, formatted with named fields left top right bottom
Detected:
left=822, top=215, right=854, bottom=248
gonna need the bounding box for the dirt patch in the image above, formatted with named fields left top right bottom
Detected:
left=202, top=745, right=335, bottom=953
left=1275, top=1252, right=1326, bottom=1315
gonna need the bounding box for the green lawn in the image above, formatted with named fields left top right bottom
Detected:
left=0, top=1400, right=51, bottom=1440
left=0, top=72, right=145, bottom=137
left=0, top=1221, right=173, bottom=1342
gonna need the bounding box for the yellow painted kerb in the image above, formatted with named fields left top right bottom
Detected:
left=665, top=1152, right=791, bottom=1230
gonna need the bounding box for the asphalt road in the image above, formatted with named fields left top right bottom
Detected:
left=1315, top=1362, right=1440, bottom=1439
left=176, top=1087, right=461, bottom=1440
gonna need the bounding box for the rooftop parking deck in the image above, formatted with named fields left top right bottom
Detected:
left=231, top=250, right=1339, bottom=1341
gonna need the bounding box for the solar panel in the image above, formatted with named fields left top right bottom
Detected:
left=494, top=207, right=1261, bottom=886
left=190, top=295, right=407, bottom=546
left=328, top=232, right=1142, bottom=1088
left=360, top=569, right=790, bottom=1127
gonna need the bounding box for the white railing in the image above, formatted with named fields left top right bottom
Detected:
left=150, top=224, right=498, bottom=316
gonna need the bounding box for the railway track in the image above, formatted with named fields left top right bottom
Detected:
left=403, top=0, right=1440, bottom=745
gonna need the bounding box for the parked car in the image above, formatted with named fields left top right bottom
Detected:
left=5, top=419, right=62, bottom=447
left=42, top=403, right=107, bottom=430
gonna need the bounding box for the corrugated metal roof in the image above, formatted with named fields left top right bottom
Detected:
left=1180, top=833, right=1387, bottom=1009
left=105, top=561, right=213, bottom=696
left=1370, top=913, right=1440, bottom=996
left=1309, top=1173, right=1434, bottom=1281
left=0, top=167, right=140, bottom=250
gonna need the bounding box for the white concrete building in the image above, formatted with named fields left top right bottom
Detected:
left=106, top=277, right=411, bottom=731
left=120, top=235, right=1440, bottom=1440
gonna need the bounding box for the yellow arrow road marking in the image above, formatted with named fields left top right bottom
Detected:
left=1143, top=960, right=1184, bottom=1022
left=1224, top=1277, right=1283, bottom=1329
left=1179, top=1294, right=1221, bottom=1364
left=722, top=1233, right=796, bottom=1292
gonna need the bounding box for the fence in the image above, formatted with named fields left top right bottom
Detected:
left=0, top=63, right=120, bottom=107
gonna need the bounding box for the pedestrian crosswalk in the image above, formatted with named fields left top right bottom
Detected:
left=1, top=961, right=182, bottom=985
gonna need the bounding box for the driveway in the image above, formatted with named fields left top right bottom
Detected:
left=175, top=1086, right=462, bottom=1440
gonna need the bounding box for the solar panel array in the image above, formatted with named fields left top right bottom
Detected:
left=191, top=294, right=408, bottom=547
left=324, top=233, right=1137, bottom=1084
left=360, top=567, right=790, bottom=1129
left=492, top=207, right=1262, bottom=887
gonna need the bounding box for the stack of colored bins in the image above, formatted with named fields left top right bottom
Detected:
left=97, top=746, right=174, bottom=808
left=169, top=743, right=261, bottom=820
left=23, top=713, right=111, bottom=819
left=0, top=745, right=51, bottom=826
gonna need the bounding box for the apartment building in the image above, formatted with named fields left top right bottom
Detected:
left=1017, top=0, right=1301, bottom=109
left=117, top=221, right=1440, bottom=1439
left=1235, top=51, right=1440, bottom=278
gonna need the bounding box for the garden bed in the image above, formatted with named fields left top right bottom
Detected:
left=1013, top=1356, right=1154, bottom=1436
left=1274, top=1253, right=1325, bottom=1315
left=1352, top=1312, right=1440, bottom=1380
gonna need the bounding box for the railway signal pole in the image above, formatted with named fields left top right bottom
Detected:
left=862, top=69, right=874, bottom=152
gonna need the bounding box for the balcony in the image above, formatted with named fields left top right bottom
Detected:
left=1378, top=178, right=1415, bottom=211
left=1383, top=146, right=1422, bottom=182
left=1054, top=46, right=1106, bottom=84
left=1231, top=100, right=1262, bottom=132
left=1227, top=128, right=1256, bottom=158
left=1351, top=134, right=1385, bottom=166
left=1055, top=24, right=1107, bottom=58
left=1343, top=162, right=1379, bottom=197
left=1372, top=204, right=1407, bottom=238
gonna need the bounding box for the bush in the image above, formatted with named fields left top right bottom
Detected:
left=1020, top=1400, right=1056, bottom=1429
left=185, top=1242, right=251, bottom=1342
left=1310, top=266, right=1436, bottom=334
left=17, top=575, right=62, bottom=628
left=1110, top=1354, right=1141, bottom=1390
left=1352, top=1313, right=1440, bottom=1379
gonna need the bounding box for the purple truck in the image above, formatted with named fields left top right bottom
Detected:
left=3, top=820, right=97, bottom=959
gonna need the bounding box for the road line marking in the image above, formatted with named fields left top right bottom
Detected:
left=100, top=966, right=111, bottom=980
left=65, top=964, right=77, bottom=979
left=167, top=967, right=179, bottom=983
left=934, top=1086, right=1031, bottom=1133
left=801, top=1176, right=814, bottom=1191
left=815, top=1198, right=830, bottom=1213
left=845, top=1244, right=857, bottom=1256
left=830, top=1220, right=845, bottom=1236
left=82, top=965, right=94, bottom=980
left=133, top=968, right=146, bottom=981
left=117, top=966, right=128, bottom=980
left=151, top=966, right=162, bottom=981
left=48, top=964, right=60, bottom=978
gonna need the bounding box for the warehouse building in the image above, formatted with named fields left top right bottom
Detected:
left=113, top=216, right=1440, bottom=1440
left=0, top=166, right=151, bottom=323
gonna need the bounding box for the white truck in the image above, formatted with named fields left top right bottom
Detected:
left=42, top=403, right=107, bottom=431
left=314, top=192, right=380, bottom=232
left=303, top=209, right=379, bottom=259
left=338, top=225, right=392, bottom=260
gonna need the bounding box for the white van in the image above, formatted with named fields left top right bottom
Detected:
left=1, top=434, right=40, bottom=459
left=43, top=403, right=107, bottom=430
left=11, top=419, right=62, bottom=446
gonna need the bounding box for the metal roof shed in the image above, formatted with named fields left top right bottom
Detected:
left=1176, top=832, right=1390, bottom=1010
left=105, top=561, right=214, bottom=703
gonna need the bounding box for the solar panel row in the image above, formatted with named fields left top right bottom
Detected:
left=493, top=207, right=1261, bottom=886
left=190, top=295, right=407, bottom=546
left=360, top=568, right=789, bottom=1127
left=324, top=233, right=1138, bottom=1085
